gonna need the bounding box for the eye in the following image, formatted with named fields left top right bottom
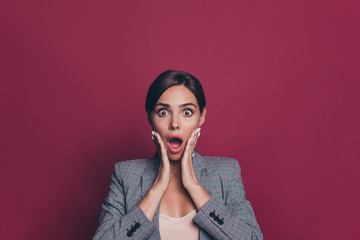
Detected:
left=183, top=109, right=193, bottom=116
left=158, top=109, right=169, bottom=117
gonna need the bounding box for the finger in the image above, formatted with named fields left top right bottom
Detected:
left=190, top=128, right=201, bottom=151
left=152, top=131, right=163, bottom=161
left=154, top=132, right=166, bottom=156
left=154, top=132, right=169, bottom=166
left=152, top=131, right=161, bottom=155
left=193, top=128, right=201, bottom=147
left=153, top=131, right=163, bottom=155
left=186, top=128, right=198, bottom=153
left=190, top=128, right=200, bottom=145
left=183, top=128, right=200, bottom=162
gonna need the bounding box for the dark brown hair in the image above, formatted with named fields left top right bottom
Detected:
left=145, top=70, right=206, bottom=118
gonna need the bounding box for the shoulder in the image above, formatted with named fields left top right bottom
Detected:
left=113, top=158, right=154, bottom=180
left=197, top=155, right=243, bottom=197
left=199, top=155, right=241, bottom=175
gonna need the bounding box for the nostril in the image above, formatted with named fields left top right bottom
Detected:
left=170, top=122, right=180, bottom=129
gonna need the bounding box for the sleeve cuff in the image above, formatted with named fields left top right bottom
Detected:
left=123, top=205, right=157, bottom=238
left=193, top=197, right=230, bottom=229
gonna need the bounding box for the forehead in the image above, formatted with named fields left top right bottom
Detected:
left=156, top=85, right=198, bottom=105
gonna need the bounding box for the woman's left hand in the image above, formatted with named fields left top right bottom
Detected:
left=181, top=127, right=201, bottom=190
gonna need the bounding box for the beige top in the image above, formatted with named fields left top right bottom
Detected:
left=159, top=209, right=200, bottom=240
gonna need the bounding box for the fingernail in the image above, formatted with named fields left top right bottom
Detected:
left=197, top=132, right=201, bottom=137
left=151, top=131, right=155, bottom=140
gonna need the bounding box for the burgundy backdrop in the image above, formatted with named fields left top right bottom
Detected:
left=1, top=0, right=359, bottom=239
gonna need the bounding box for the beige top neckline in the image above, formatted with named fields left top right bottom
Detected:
left=159, top=209, right=199, bottom=240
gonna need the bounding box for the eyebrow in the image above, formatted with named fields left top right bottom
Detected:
left=154, top=102, right=197, bottom=108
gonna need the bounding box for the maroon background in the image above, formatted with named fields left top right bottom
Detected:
left=1, top=0, right=359, bottom=239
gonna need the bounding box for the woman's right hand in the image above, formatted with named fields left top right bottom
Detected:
left=138, top=131, right=170, bottom=221
left=151, top=131, right=170, bottom=193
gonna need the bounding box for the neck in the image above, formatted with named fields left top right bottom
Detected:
left=169, top=159, right=182, bottom=178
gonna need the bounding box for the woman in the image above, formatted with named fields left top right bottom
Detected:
left=93, top=70, right=263, bottom=240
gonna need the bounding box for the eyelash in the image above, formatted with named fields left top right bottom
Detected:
left=158, top=109, right=169, bottom=116
left=156, top=109, right=194, bottom=117
left=183, top=109, right=193, bottom=116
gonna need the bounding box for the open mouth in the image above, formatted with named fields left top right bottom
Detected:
left=167, top=135, right=183, bottom=154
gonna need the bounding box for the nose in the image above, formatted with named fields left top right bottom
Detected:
left=169, top=114, right=180, bottom=130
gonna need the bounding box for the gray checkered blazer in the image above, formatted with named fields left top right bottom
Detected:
left=93, top=151, right=263, bottom=240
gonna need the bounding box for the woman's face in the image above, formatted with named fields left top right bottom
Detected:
left=150, top=85, right=206, bottom=161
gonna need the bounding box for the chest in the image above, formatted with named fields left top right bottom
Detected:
left=159, top=182, right=196, bottom=218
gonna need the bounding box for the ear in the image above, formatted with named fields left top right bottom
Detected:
left=199, top=107, right=207, bottom=127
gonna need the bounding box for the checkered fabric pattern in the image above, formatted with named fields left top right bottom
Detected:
left=93, top=151, right=263, bottom=240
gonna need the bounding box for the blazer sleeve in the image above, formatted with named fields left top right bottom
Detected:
left=93, top=163, right=157, bottom=240
left=192, top=160, right=263, bottom=240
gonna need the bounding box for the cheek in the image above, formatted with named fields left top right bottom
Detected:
left=182, top=117, right=201, bottom=135
left=183, top=115, right=201, bottom=127
left=151, top=115, right=167, bottom=130
left=151, top=119, right=169, bottom=142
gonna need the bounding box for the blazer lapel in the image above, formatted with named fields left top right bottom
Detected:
left=193, top=150, right=210, bottom=195
left=141, top=154, right=159, bottom=199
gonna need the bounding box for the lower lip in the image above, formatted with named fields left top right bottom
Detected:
left=167, top=141, right=183, bottom=154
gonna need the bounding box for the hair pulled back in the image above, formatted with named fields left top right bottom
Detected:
left=145, top=70, right=206, bottom=118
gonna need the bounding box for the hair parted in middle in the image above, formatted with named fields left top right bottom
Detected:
left=145, top=70, right=206, bottom=121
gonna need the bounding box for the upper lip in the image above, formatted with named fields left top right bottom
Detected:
left=168, top=135, right=183, bottom=142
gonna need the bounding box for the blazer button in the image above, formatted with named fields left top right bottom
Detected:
left=126, top=230, right=133, bottom=237
left=134, top=221, right=140, bottom=228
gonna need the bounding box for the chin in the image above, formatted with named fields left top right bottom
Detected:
left=167, top=151, right=183, bottom=161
